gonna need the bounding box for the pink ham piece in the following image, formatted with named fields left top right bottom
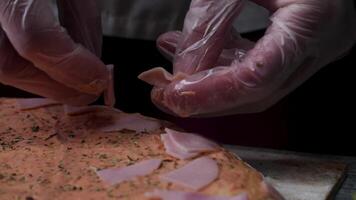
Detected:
left=145, top=190, right=248, bottom=200
left=138, top=67, right=173, bottom=87
left=138, top=67, right=188, bottom=87
left=97, top=113, right=161, bottom=133
left=17, top=98, right=61, bottom=110
left=160, top=157, right=219, bottom=190
left=165, top=128, right=219, bottom=153
left=96, top=159, right=162, bottom=185
left=63, top=105, right=121, bottom=116
left=64, top=105, right=160, bottom=133
left=104, top=64, right=116, bottom=107
left=260, top=181, right=285, bottom=200
left=161, top=134, right=199, bottom=160
left=229, top=194, right=248, bottom=200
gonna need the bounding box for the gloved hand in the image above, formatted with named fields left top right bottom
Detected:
left=0, top=0, right=109, bottom=105
left=153, top=0, right=356, bottom=117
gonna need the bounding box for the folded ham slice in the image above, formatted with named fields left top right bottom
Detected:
left=138, top=67, right=173, bottom=87
left=97, top=113, right=161, bottom=133
left=17, top=98, right=61, bottom=110
left=165, top=128, right=219, bottom=153
left=96, top=159, right=162, bottom=185
left=138, top=67, right=187, bottom=87
left=161, top=128, right=219, bottom=160
left=145, top=190, right=248, bottom=200
left=160, top=157, right=219, bottom=190
left=161, top=134, right=199, bottom=160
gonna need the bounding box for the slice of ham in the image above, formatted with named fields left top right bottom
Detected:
left=138, top=67, right=188, bottom=87
left=97, top=113, right=161, bottom=133
left=64, top=105, right=122, bottom=116
left=161, top=134, right=199, bottom=160
left=138, top=67, right=173, bottom=87
left=229, top=194, right=249, bottom=200
left=17, top=98, right=61, bottom=110
left=165, top=128, right=219, bottom=153
left=104, top=64, right=116, bottom=107
left=145, top=190, right=248, bottom=200
left=96, top=159, right=162, bottom=185
left=160, top=157, right=219, bottom=190
left=260, top=181, right=285, bottom=200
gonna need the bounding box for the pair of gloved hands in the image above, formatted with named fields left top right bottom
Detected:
left=1, top=0, right=355, bottom=117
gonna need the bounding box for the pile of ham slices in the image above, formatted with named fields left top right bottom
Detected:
left=16, top=98, right=248, bottom=200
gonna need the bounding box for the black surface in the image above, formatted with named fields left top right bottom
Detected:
left=286, top=46, right=356, bottom=156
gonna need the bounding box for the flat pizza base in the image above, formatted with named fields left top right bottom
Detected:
left=0, top=98, right=279, bottom=200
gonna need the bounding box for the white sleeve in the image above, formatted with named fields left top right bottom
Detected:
left=101, top=0, right=269, bottom=40
left=100, top=0, right=191, bottom=40
left=51, top=0, right=269, bottom=40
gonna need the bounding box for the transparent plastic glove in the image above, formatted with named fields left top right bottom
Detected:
left=151, top=0, right=356, bottom=117
left=0, top=0, right=108, bottom=105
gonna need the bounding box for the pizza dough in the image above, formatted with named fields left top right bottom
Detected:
left=0, top=98, right=283, bottom=200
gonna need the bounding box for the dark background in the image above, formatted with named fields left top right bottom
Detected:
left=1, top=31, right=355, bottom=156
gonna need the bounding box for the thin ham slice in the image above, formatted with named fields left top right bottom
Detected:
left=229, top=194, right=248, bottom=200
left=96, top=159, right=162, bottom=185
left=165, top=128, right=219, bottom=153
left=64, top=105, right=160, bottom=133
left=97, top=113, right=161, bottom=133
left=161, top=134, right=199, bottom=160
left=160, top=157, right=219, bottom=190
left=145, top=190, right=248, bottom=200
left=17, top=98, right=61, bottom=110
left=104, top=64, right=116, bottom=107
left=260, top=181, right=285, bottom=200
left=64, top=105, right=122, bottom=116
left=138, top=67, right=173, bottom=87
left=138, top=67, right=188, bottom=87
